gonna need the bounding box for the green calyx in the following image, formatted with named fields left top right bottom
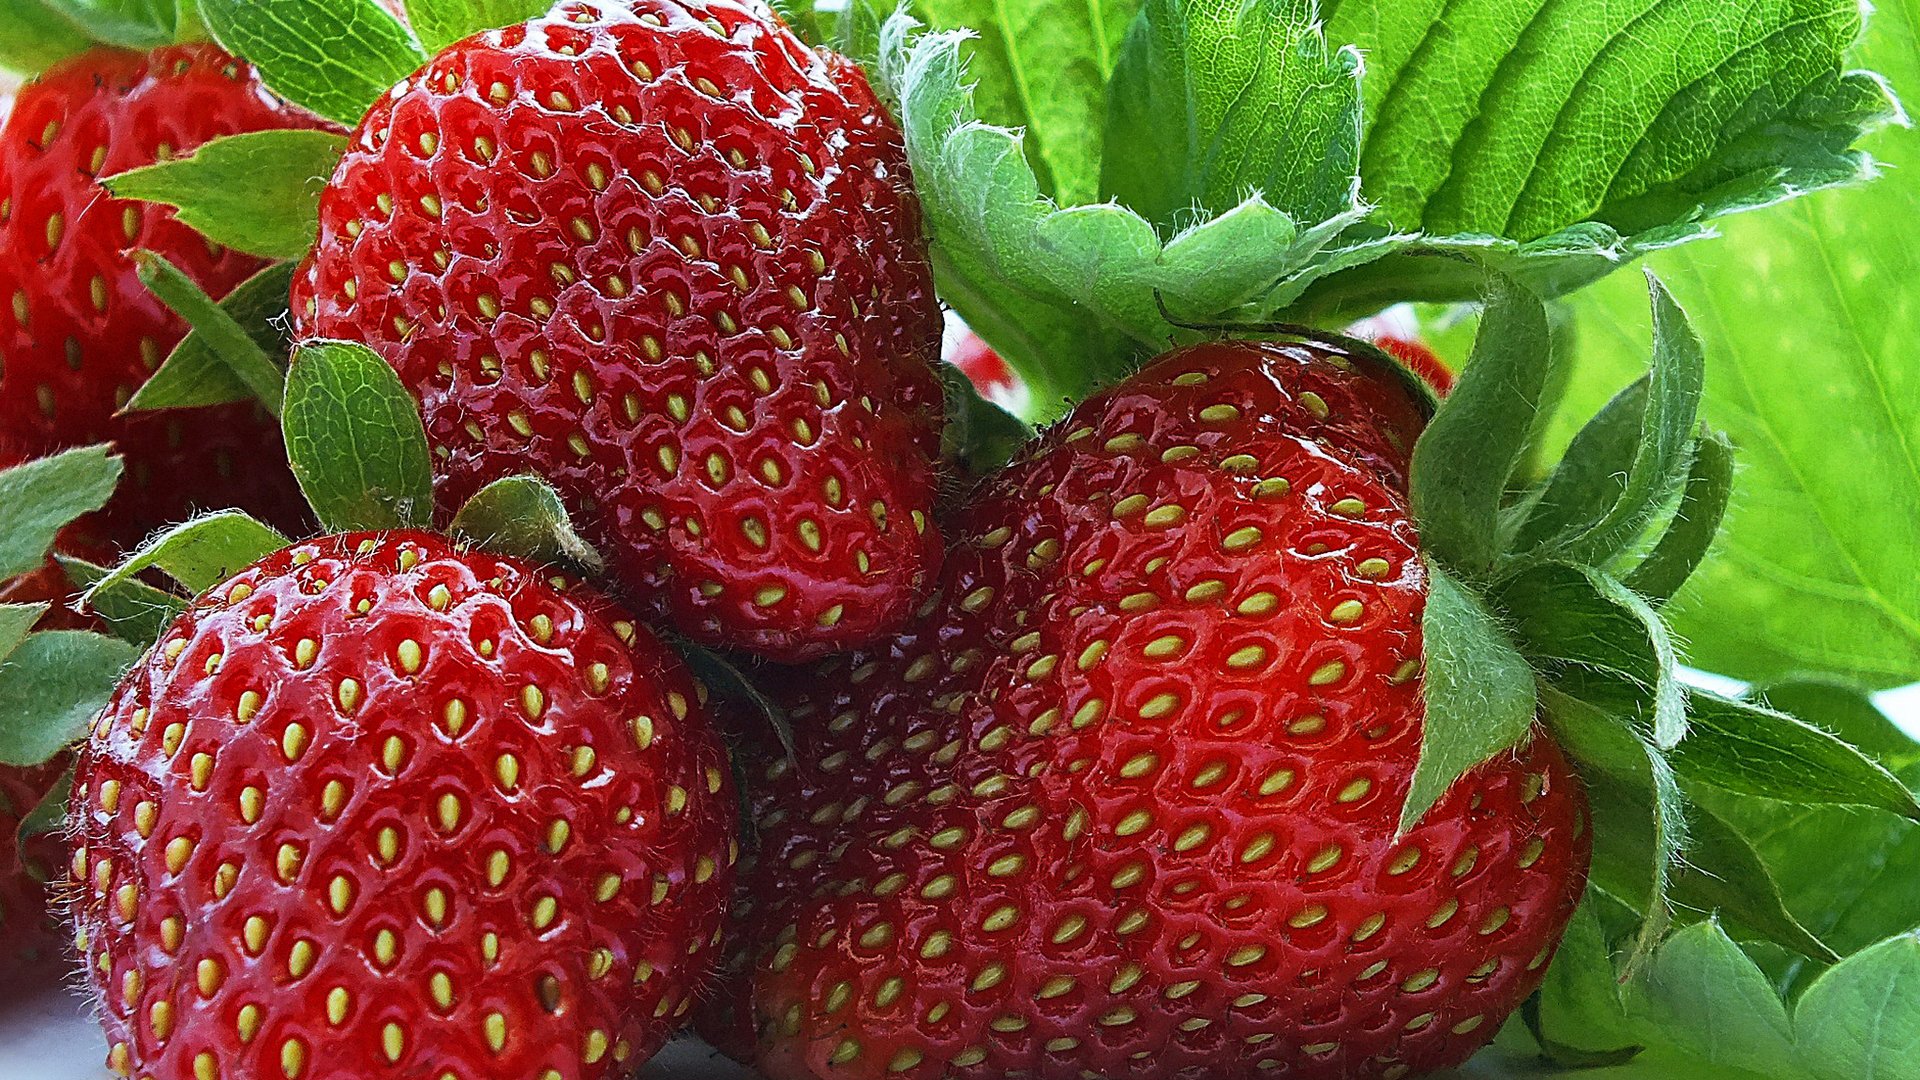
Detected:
left=0, top=0, right=207, bottom=74
left=1405, top=269, right=1920, bottom=979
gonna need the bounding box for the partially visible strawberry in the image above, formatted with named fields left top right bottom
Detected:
left=0, top=45, right=321, bottom=549
left=1374, top=334, right=1454, bottom=398
left=946, top=328, right=1027, bottom=410
left=70, top=530, right=738, bottom=1079
left=725, top=339, right=1589, bottom=1080
left=291, top=0, right=946, bottom=662
left=1, top=758, right=69, bottom=977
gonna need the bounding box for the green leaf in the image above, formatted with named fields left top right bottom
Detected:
left=767, top=0, right=824, bottom=46
left=0, top=604, right=50, bottom=665
left=131, top=251, right=287, bottom=415
left=0, top=2, right=90, bottom=73
left=1793, top=932, right=1920, bottom=1080
left=1403, top=559, right=1538, bottom=830
left=672, top=639, right=796, bottom=761
left=14, top=759, right=73, bottom=882
left=198, top=0, right=426, bottom=127
left=1495, top=562, right=1686, bottom=748
left=106, top=130, right=347, bottom=260
left=0, top=444, right=123, bottom=580
left=54, top=556, right=186, bottom=646
left=1755, top=680, right=1920, bottom=769
left=83, top=511, right=287, bottom=603
left=449, top=476, right=602, bottom=573
left=879, top=11, right=1382, bottom=421
left=282, top=340, right=435, bottom=532
left=0, top=630, right=140, bottom=767
left=1532, top=898, right=1645, bottom=1065
left=1622, top=920, right=1797, bottom=1076
left=35, top=0, right=191, bottom=49
left=128, top=263, right=300, bottom=412
left=1673, top=690, right=1920, bottom=822
left=1516, top=273, right=1706, bottom=566
left=1102, top=0, right=1362, bottom=229
left=915, top=0, right=1140, bottom=205
left=1553, top=0, right=1920, bottom=688
left=1548, top=691, right=1685, bottom=970
left=1409, top=271, right=1554, bottom=577
left=1309, top=0, right=1898, bottom=305
left=1672, top=798, right=1838, bottom=963
left=403, top=0, right=550, bottom=52
left=1625, top=429, right=1735, bottom=603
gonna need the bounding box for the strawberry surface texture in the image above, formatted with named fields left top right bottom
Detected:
left=292, top=0, right=947, bottom=662
left=0, top=45, right=318, bottom=548
left=720, top=340, right=1592, bottom=1080
left=67, top=530, right=739, bottom=1080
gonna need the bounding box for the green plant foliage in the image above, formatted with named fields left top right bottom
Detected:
left=106, top=130, right=347, bottom=260
left=281, top=340, right=435, bottom=533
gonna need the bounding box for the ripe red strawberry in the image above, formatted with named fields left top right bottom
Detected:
left=947, top=328, right=1026, bottom=410
left=0, top=45, right=320, bottom=549
left=724, top=339, right=1590, bottom=1079
left=69, top=530, right=738, bottom=1079
left=291, top=0, right=946, bottom=662
left=1, top=758, right=70, bottom=976
left=1373, top=334, right=1454, bottom=398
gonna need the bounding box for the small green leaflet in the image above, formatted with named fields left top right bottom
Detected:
left=1794, top=933, right=1920, bottom=1080
left=1402, top=559, right=1537, bottom=831
left=0, top=2, right=89, bottom=73
left=0, top=605, right=49, bottom=665
left=1308, top=0, right=1898, bottom=306
left=878, top=11, right=1380, bottom=420
left=14, top=760, right=74, bottom=881
left=35, top=0, right=191, bottom=49
left=1674, top=798, right=1836, bottom=963
left=198, top=0, right=426, bottom=127
left=1515, top=273, right=1706, bottom=567
left=1673, top=690, right=1920, bottom=822
left=1757, top=679, right=1920, bottom=769
left=1624, top=428, right=1734, bottom=604
left=1494, top=562, right=1685, bottom=749
left=672, top=638, right=797, bottom=761
left=132, top=251, right=288, bottom=414
left=1529, top=900, right=1644, bottom=1066
left=1102, top=0, right=1361, bottom=229
left=1408, top=271, right=1554, bottom=578
left=57, top=555, right=186, bottom=646
left=403, top=0, right=551, bottom=53
left=128, top=263, right=299, bottom=412
left=283, top=340, right=435, bottom=532
left=915, top=0, right=1140, bottom=206
left=0, top=630, right=140, bottom=767
left=83, top=511, right=288, bottom=603
left=1620, top=919, right=1798, bottom=1076
left=449, top=476, right=603, bottom=574
left=0, top=444, right=122, bottom=580
left=106, top=130, right=347, bottom=260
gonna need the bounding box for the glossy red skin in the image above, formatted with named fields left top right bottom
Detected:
left=724, top=341, right=1590, bottom=1080
left=70, top=531, right=739, bottom=1080
left=0, top=46, right=318, bottom=550
left=1, top=758, right=70, bottom=976
left=292, top=0, right=946, bottom=662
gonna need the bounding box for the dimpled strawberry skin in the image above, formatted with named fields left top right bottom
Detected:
left=725, top=340, right=1591, bottom=1080
left=291, top=0, right=946, bottom=662
left=0, top=46, right=318, bottom=548
left=69, top=531, right=739, bottom=1080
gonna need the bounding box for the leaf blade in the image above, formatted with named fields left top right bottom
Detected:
left=0, top=631, right=140, bottom=767
left=282, top=340, right=435, bottom=533
left=131, top=251, right=288, bottom=414
left=127, top=263, right=300, bottom=412
left=105, top=130, right=346, bottom=260
left=198, top=0, right=425, bottom=127
left=403, top=0, right=552, bottom=53
left=82, top=512, right=288, bottom=603
left=0, top=445, right=123, bottom=580
left=448, top=476, right=602, bottom=573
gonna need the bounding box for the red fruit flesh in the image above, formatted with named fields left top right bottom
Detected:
left=1, top=758, right=70, bottom=976
left=946, top=329, right=1025, bottom=406
left=292, top=0, right=946, bottom=661
left=726, top=341, right=1589, bottom=1079
left=1374, top=334, right=1454, bottom=398
left=70, top=531, right=739, bottom=1079
left=0, top=46, right=319, bottom=549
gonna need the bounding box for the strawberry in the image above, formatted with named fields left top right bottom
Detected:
left=68, top=530, right=739, bottom=1079
left=724, top=339, right=1590, bottom=1079
left=0, top=45, right=320, bottom=550
left=947, top=328, right=1026, bottom=411
left=1373, top=335, right=1454, bottom=398
left=1, top=757, right=70, bottom=976
left=291, top=0, right=947, bottom=662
